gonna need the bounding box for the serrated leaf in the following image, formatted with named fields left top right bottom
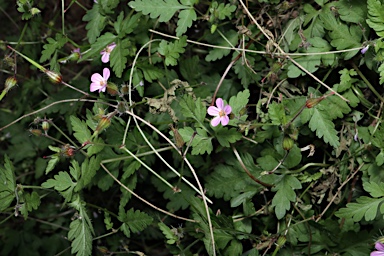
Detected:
left=320, top=10, right=361, bottom=59
left=110, top=38, right=134, bottom=78
left=68, top=219, right=92, bottom=256
left=268, top=102, right=286, bottom=125
left=0, top=155, right=16, bottom=211
left=80, top=32, right=116, bottom=61
left=363, top=181, right=384, bottom=198
left=335, top=0, right=366, bottom=24
left=178, top=127, right=213, bottom=155
left=179, top=94, right=206, bottom=125
left=233, top=55, right=260, bottom=88
left=138, top=63, right=164, bottom=82
left=87, top=137, right=104, bottom=156
left=319, top=95, right=351, bottom=120
left=272, top=175, right=302, bottom=219
left=215, top=127, right=242, bottom=147
left=338, top=68, right=358, bottom=92
left=70, top=116, right=91, bottom=144
left=158, top=222, right=178, bottom=244
left=42, top=171, right=76, bottom=203
left=129, top=0, right=188, bottom=22
left=20, top=191, right=41, bottom=219
left=104, top=212, right=114, bottom=230
left=176, top=8, right=197, bottom=36
left=308, top=108, right=339, bottom=148
left=335, top=196, right=384, bottom=222
left=158, top=36, right=187, bottom=66
left=379, top=63, right=384, bottom=84
left=40, top=33, right=68, bottom=62
left=367, top=0, right=384, bottom=37
left=76, top=156, right=101, bottom=191
left=118, top=208, right=153, bottom=238
left=210, top=2, right=237, bottom=20
left=228, top=89, right=250, bottom=116
left=82, top=4, right=107, bottom=43
left=45, top=156, right=59, bottom=174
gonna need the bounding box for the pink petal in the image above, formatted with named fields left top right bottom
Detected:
left=101, top=53, right=109, bottom=63
left=371, top=252, right=384, bottom=256
left=109, top=43, right=116, bottom=50
left=215, top=98, right=224, bottom=110
left=220, top=116, right=229, bottom=126
left=224, top=105, right=232, bottom=115
left=100, top=85, right=107, bottom=92
left=91, top=73, right=103, bottom=83
left=103, top=68, right=110, bottom=80
left=207, top=106, right=220, bottom=116
left=376, top=243, right=384, bottom=251
left=90, top=83, right=102, bottom=92
left=211, top=116, right=221, bottom=127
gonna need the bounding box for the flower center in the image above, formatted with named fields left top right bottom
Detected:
left=219, top=110, right=226, bottom=117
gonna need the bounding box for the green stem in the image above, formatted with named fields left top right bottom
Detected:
left=351, top=62, right=384, bottom=102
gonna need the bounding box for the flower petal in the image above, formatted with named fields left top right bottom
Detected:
left=103, top=68, right=110, bottom=80
left=207, top=106, right=220, bottom=116
left=211, top=116, right=221, bottom=127
left=101, top=53, right=109, bottom=63
left=215, top=98, right=224, bottom=110
left=91, top=73, right=103, bottom=83
left=220, top=116, right=229, bottom=126
left=90, top=83, right=102, bottom=92
left=376, top=243, right=384, bottom=251
left=223, top=105, right=232, bottom=115
left=371, top=252, right=384, bottom=256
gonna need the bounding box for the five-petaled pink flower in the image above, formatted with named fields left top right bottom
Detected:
left=372, top=242, right=384, bottom=256
left=207, top=98, right=232, bottom=127
left=90, top=68, right=110, bottom=93
left=100, top=43, right=116, bottom=63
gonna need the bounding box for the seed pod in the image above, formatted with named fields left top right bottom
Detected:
left=41, top=121, right=50, bottom=133
left=45, top=70, right=62, bottom=84
left=5, top=76, right=17, bottom=91
left=170, top=124, right=185, bottom=149
left=282, top=136, right=294, bottom=151
left=276, top=236, right=286, bottom=248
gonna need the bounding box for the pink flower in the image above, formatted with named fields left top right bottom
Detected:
left=372, top=242, right=384, bottom=256
left=90, top=68, right=110, bottom=93
left=207, top=98, right=232, bottom=127
left=100, top=43, right=116, bottom=63
left=361, top=45, right=369, bottom=54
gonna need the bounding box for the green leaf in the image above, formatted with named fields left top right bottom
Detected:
left=338, top=68, right=358, bottom=92
left=114, top=12, right=141, bottom=37
left=180, top=128, right=213, bottom=155
left=363, top=181, right=384, bottom=198
left=335, top=196, right=384, bottom=222
left=0, top=155, right=16, bottom=211
left=40, top=33, right=68, bottom=62
left=20, top=191, right=41, bottom=219
left=80, top=32, right=116, bottom=61
left=335, top=0, right=367, bottom=24
left=379, top=63, right=384, bottom=84
left=110, top=38, right=134, bottom=78
left=87, top=137, right=104, bottom=156
left=319, top=94, right=351, bottom=120
left=176, top=8, right=197, bottom=36
left=268, top=102, right=286, bottom=125
left=138, top=63, right=164, bottom=83
left=209, top=2, right=237, bottom=21
left=75, top=156, right=101, bottom=191
left=70, top=115, right=91, bottom=144
left=68, top=218, right=93, bottom=256
left=158, top=36, right=187, bottom=66
left=205, top=30, right=238, bottom=61
left=307, top=107, right=339, bottom=148
left=118, top=208, right=153, bottom=238
left=228, top=89, right=250, bottom=116
left=82, top=4, right=107, bottom=43
left=129, top=0, right=188, bottom=22
left=179, top=94, right=206, bottom=125
left=45, top=156, right=59, bottom=174
left=214, top=127, right=242, bottom=147
left=158, top=222, right=178, bottom=244
left=104, top=212, right=114, bottom=230
left=367, top=0, right=384, bottom=37
left=41, top=171, right=77, bottom=203
left=233, top=55, right=261, bottom=88
left=320, top=10, right=361, bottom=59
left=272, top=175, right=302, bottom=219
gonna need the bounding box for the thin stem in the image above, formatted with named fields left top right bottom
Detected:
left=351, top=62, right=384, bottom=102
left=0, top=99, right=115, bottom=132
left=101, top=146, right=173, bottom=164
left=100, top=163, right=196, bottom=223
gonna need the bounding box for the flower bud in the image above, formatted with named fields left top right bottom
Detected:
left=95, top=116, right=111, bottom=132
left=117, top=101, right=127, bottom=115
left=29, top=129, right=42, bottom=136
left=276, top=236, right=286, bottom=248
left=5, top=76, right=17, bottom=91
left=120, top=84, right=129, bottom=95
left=60, top=144, right=76, bottom=158
left=305, top=97, right=324, bottom=108
left=106, top=82, right=119, bottom=96
left=41, top=121, right=50, bottom=133
left=282, top=136, right=294, bottom=151
left=45, top=70, right=62, bottom=84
